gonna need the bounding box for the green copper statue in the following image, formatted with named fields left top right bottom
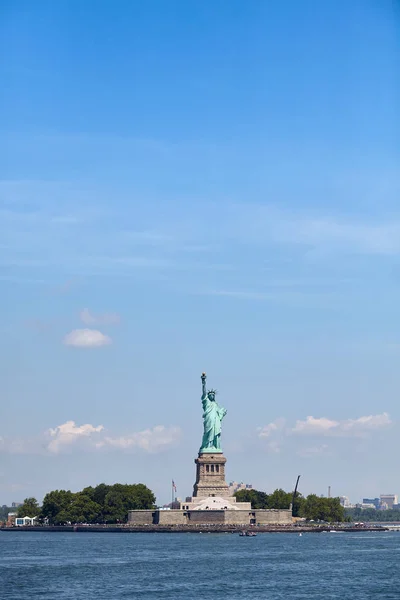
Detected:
left=199, top=372, right=227, bottom=453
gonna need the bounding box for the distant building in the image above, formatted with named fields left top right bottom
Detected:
left=339, top=496, right=351, bottom=508
left=6, top=513, right=17, bottom=527
left=380, top=495, right=398, bottom=510
left=363, top=498, right=380, bottom=509
left=228, top=481, right=253, bottom=495
left=162, top=499, right=181, bottom=510
left=11, top=502, right=22, bottom=508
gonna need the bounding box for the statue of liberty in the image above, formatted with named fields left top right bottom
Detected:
left=199, top=372, right=227, bottom=453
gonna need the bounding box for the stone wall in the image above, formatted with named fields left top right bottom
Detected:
left=128, top=507, right=293, bottom=526
left=254, top=509, right=292, bottom=525
left=156, top=510, right=187, bottom=525
left=224, top=510, right=251, bottom=525
left=187, top=510, right=225, bottom=524
left=128, top=510, right=155, bottom=525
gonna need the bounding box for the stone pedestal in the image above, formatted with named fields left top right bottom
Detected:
left=192, top=452, right=230, bottom=498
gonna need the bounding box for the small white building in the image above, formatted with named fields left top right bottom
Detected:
left=15, top=516, right=37, bottom=526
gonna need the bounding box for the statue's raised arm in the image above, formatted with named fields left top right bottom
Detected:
left=201, top=372, right=207, bottom=400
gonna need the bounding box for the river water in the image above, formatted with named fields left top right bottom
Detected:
left=1, top=531, right=399, bottom=599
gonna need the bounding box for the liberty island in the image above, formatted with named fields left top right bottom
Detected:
left=128, top=373, right=292, bottom=526
left=0, top=372, right=387, bottom=533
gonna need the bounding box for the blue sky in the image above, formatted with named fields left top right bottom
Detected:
left=1, top=0, right=399, bottom=506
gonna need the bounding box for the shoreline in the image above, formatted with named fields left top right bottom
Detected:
left=0, top=525, right=390, bottom=534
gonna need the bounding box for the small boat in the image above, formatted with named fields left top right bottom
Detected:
left=239, top=530, right=257, bottom=537
left=299, top=533, right=302, bottom=537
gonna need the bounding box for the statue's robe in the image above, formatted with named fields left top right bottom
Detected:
left=201, top=395, right=226, bottom=450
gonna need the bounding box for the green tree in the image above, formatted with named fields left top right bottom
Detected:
left=299, top=494, right=345, bottom=522
left=328, top=497, right=345, bottom=523
left=0, top=505, right=13, bottom=523
left=41, top=490, right=74, bottom=524
left=103, top=483, right=156, bottom=523
left=40, top=483, right=156, bottom=525
left=82, top=483, right=110, bottom=508
left=61, top=493, right=101, bottom=524
left=267, top=489, right=292, bottom=509
left=300, top=494, right=320, bottom=520
left=234, top=489, right=269, bottom=508
left=235, top=488, right=302, bottom=511
left=103, top=490, right=126, bottom=523
left=235, top=488, right=344, bottom=522
left=17, top=498, right=41, bottom=518
left=345, top=508, right=400, bottom=523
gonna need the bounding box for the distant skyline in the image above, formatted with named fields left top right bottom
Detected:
left=1, top=1, right=399, bottom=505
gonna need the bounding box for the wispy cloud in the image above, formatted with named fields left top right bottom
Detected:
left=0, top=421, right=181, bottom=455
left=257, top=413, right=392, bottom=455
left=228, top=205, right=400, bottom=256
left=257, top=418, right=286, bottom=438
left=3, top=173, right=400, bottom=315
left=208, top=290, right=274, bottom=301
left=0, top=436, right=40, bottom=455
left=47, top=421, right=104, bottom=454
left=292, top=413, right=391, bottom=437
left=97, top=425, right=182, bottom=453
left=79, top=308, right=120, bottom=326
left=52, top=278, right=80, bottom=295
left=297, top=444, right=329, bottom=458
left=3, top=179, right=400, bottom=279
left=257, top=419, right=287, bottom=454
left=63, top=329, right=112, bottom=348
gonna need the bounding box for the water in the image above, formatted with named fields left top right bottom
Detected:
left=1, top=531, right=399, bottom=599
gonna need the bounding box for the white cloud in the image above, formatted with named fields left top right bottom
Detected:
left=47, top=420, right=104, bottom=453
left=257, top=413, right=392, bottom=457
left=292, top=416, right=339, bottom=435
left=97, top=425, right=181, bottom=453
left=292, top=413, right=391, bottom=437
left=63, top=328, right=112, bottom=347
left=340, top=413, right=392, bottom=433
left=80, top=308, right=120, bottom=325
left=257, top=419, right=287, bottom=454
left=1, top=422, right=181, bottom=456
left=257, top=418, right=286, bottom=438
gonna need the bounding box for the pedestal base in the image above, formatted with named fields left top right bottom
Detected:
left=192, top=452, right=230, bottom=498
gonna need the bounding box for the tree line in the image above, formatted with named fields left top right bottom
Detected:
left=234, top=488, right=346, bottom=522
left=11, top=483, right=155, bottom=525
left=4, top=485, right=346, bottom=525
left=345, top=507, right=400, bottom=522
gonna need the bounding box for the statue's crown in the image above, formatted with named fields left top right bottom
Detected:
left=208, top=388, right=217, bottom=395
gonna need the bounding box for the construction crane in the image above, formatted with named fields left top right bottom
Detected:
left=292, top=475, right=301, bottom=515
